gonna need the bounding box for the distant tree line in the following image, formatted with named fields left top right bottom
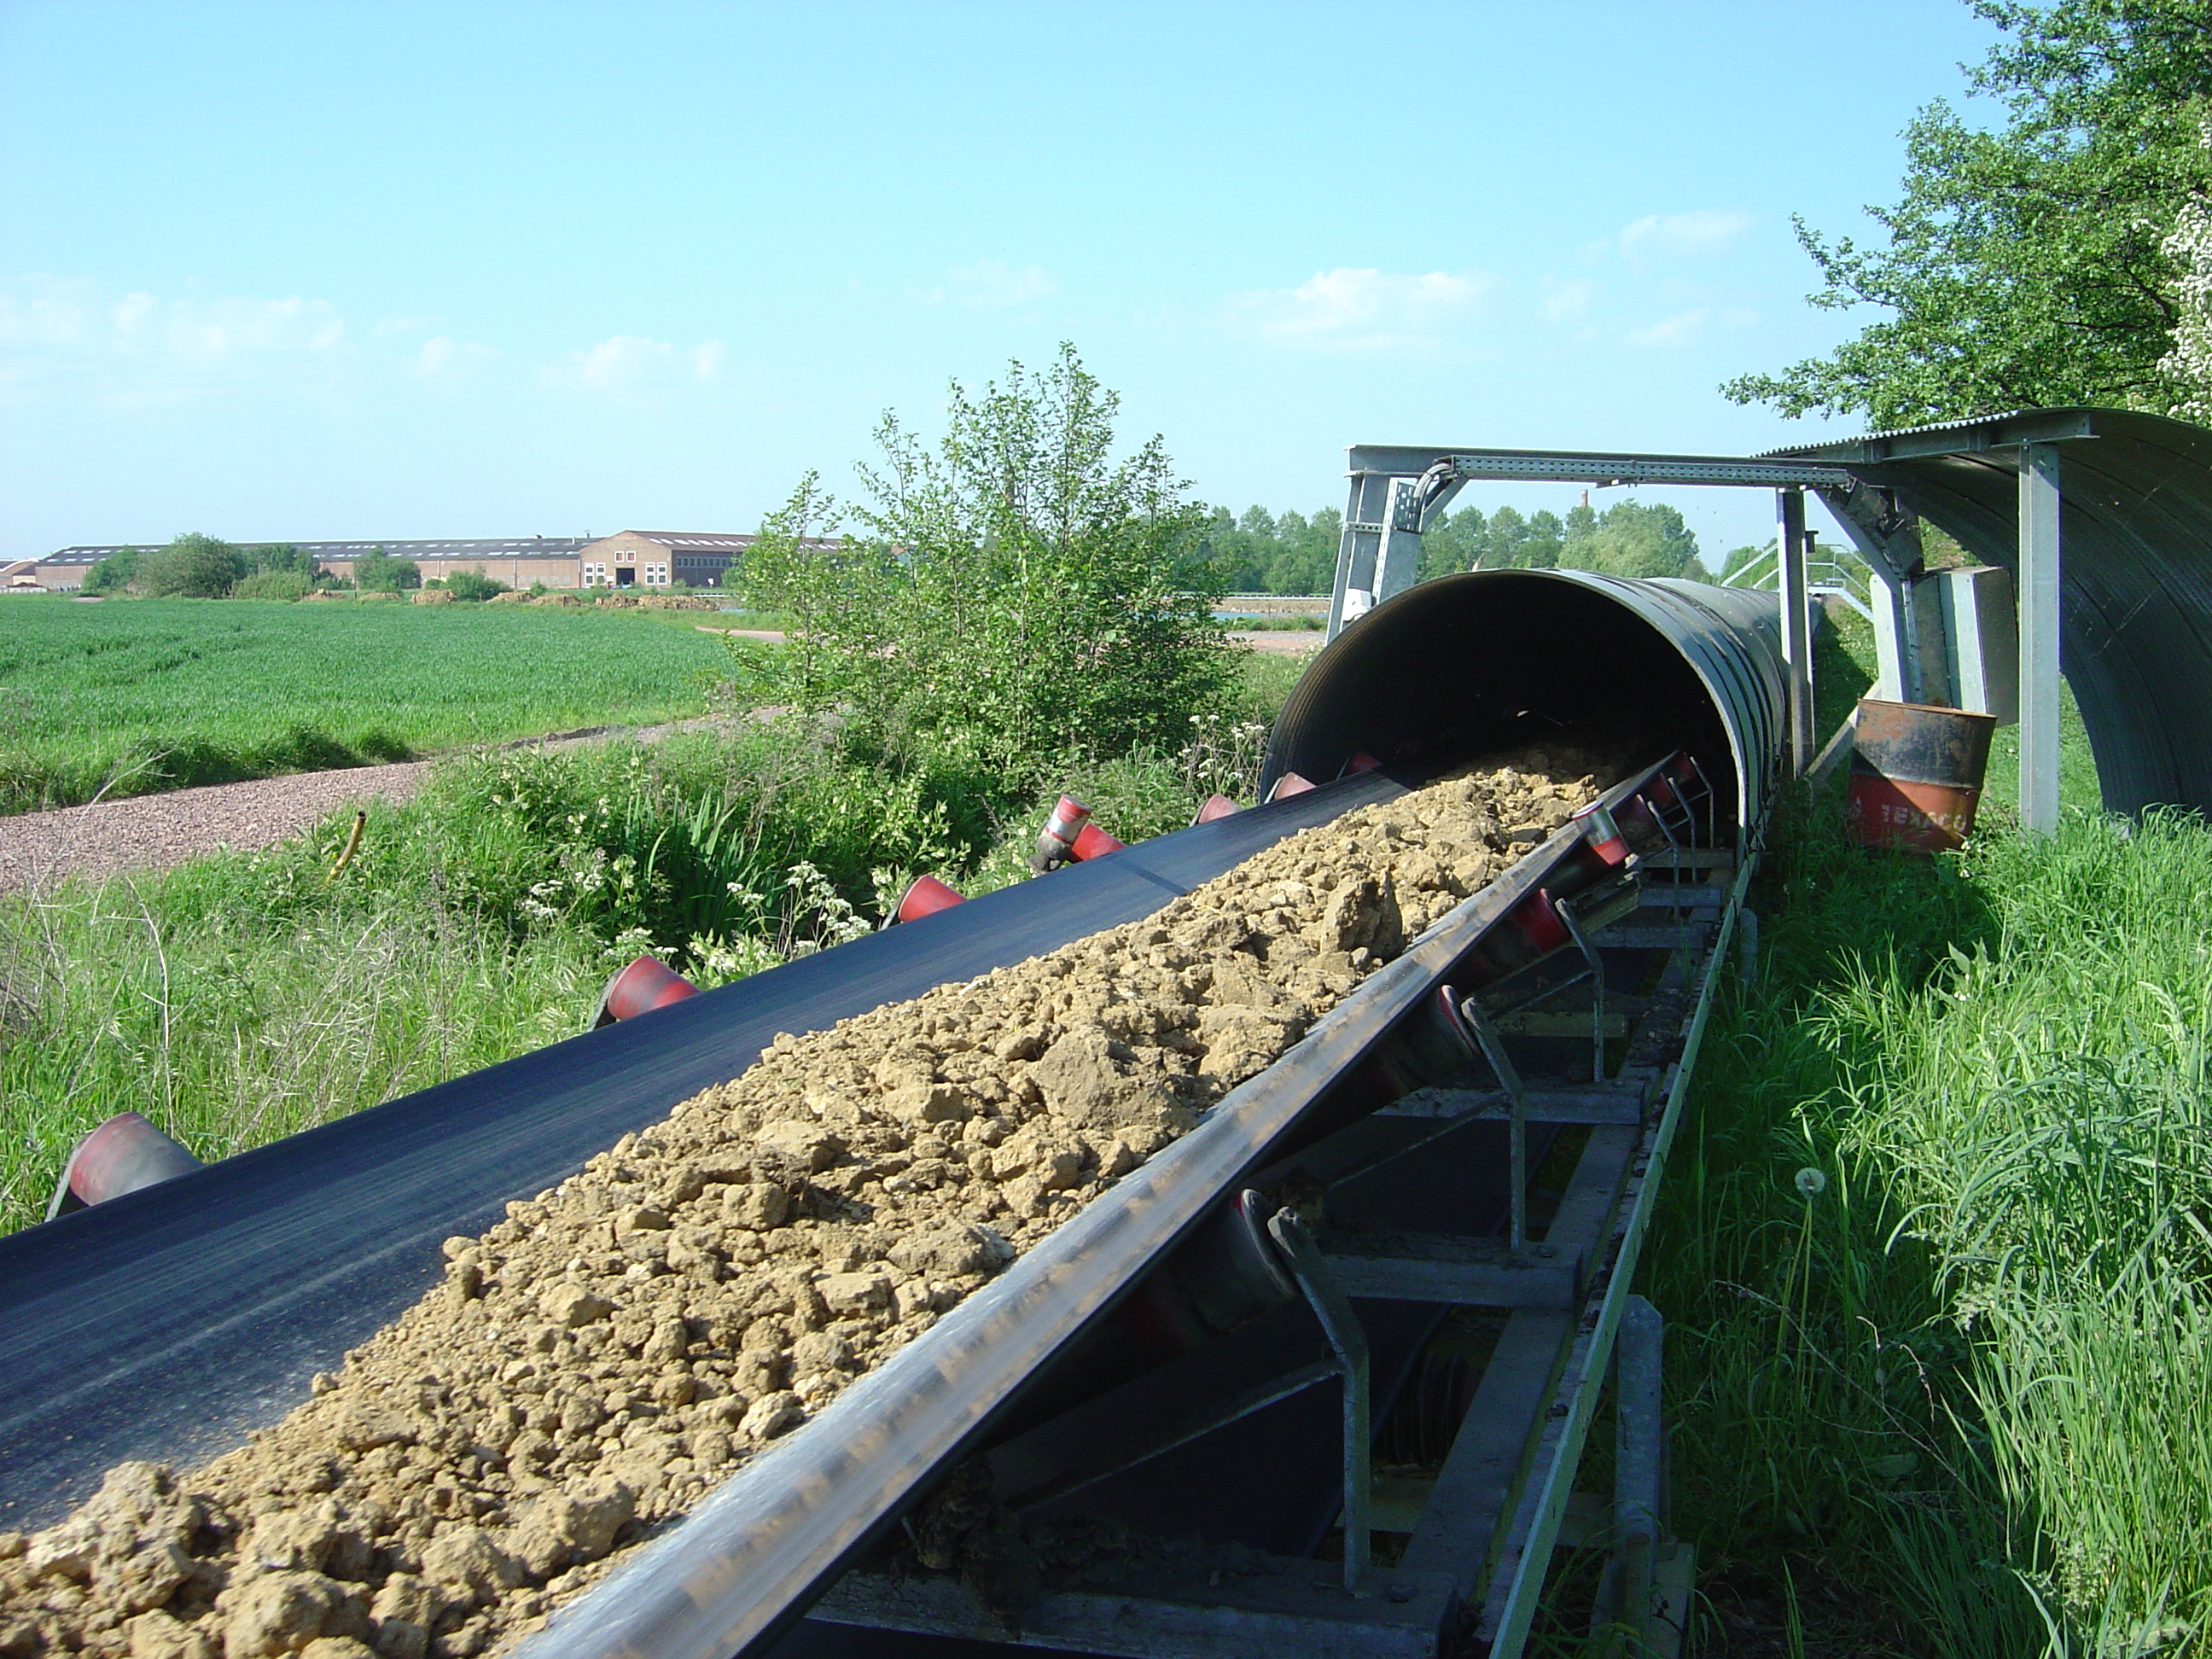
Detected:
left=79, top=535, right=509, bottom=601
left=1201, top=497, right=1732, bottom=594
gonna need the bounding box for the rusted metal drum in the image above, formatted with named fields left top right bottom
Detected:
left=1846, top=698, right=1998, bottom=853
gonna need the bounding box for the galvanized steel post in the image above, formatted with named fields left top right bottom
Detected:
left=1776, top=490, right=1814, bottom=775
left=2017, top=443, right=2063, bottom=832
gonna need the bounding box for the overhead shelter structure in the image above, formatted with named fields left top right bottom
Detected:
left=1325, top=408, right=2212, bottom=830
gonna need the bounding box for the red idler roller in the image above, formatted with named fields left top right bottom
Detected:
left=1191, top=793, right=1241, bottom=825
left=1068, top=822, right=1126, bottom=860
left=1341, top=751, right=1381, bottom=777
left=891, top=874, right=966, bottom=924
left=1457, top=888, right=1573, bottom=987
left=1265, top=771, right=1316, bottom=803
left=44, top=1112, right=202, bottom=1222
left=1333, top=981, right=1483, bottom=1115
left=593, top=954, right=701, bottom=1028
left=1563, top=798, right=1633, bottom=882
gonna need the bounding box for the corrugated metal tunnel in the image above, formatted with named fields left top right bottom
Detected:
left=1263, top=570, right=1787, bottom=830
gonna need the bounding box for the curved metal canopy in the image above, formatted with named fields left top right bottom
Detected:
left=1773, top=408, right=2212, bottom=818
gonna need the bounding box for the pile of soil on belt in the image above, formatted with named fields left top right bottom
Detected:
left=0, top=754, right=1611, bottom=1659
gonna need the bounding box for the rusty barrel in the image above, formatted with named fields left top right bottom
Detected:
left=1845, top=698, right=1997, bottom=853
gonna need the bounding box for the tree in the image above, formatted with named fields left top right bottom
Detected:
left=1560, top=499, right=1708, bottom=580
left=736, top=344, right=1237, bottom=774
left=140, top=533, right=247, bottom=598
left=352, top=549, right=422, bottom=591
left=83, top=548, right=143, bottom=594
left=1725, top=0, right=2212, bottom=426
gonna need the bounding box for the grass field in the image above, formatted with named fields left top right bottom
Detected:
left=0, top=596, right=732, bottom=812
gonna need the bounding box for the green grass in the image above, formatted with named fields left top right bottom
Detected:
left=0, top=596, right=731, bottom=812
left=1622, top=625, right=2207, bottom=1654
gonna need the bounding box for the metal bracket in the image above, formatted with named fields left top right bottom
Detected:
left=1455, top=995, right=1531, bottom=1259
left=1554, top=894, right=1608, bottom=1086
left=1267, top=1209, right=1373, bottom=1596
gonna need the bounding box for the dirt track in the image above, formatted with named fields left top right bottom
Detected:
left=0, top=718, right=744, bottom=894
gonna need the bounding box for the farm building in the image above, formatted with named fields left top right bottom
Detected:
left=18, top=531, right=830, bottom=592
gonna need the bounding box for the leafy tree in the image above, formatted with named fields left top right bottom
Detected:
left=352, top=549, right=422, bottom=592
left=83, top=548, right=143, bottom=594
left=444, top=569, right=510, bottom=602
left=140, top=533, right=248, bottom=598
left=1720, top=544, right=1773, bottom=585
left=1725, top=0, right=2212, bottom=425
left=736, top=344, right=1237, bottom=775
left=1560, top=499, right=1708, bottom=580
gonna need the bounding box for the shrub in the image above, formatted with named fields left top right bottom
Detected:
left=139, top=533, right=247, bottom=598
left=733, top=344, right=1237, bottom=782
left=444, top=570, right=509, bottom=602
left=233, top=568, right=311, bottom=602
left=83, top=549, right=143, bottom=594
left=352, top=549, right=422, bottom=592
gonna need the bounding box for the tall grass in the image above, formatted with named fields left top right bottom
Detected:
left=1651, top=799, right=2212, bottom=1656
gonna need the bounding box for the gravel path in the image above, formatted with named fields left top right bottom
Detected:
left=0, top=765, right=438, bottom=893
left=0, top=716, right=748, bottom=894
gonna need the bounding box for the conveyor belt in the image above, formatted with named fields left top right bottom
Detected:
left=0, top=771, right=1406, bottom=1529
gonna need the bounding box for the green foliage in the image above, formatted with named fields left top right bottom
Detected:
left=139, top=533, right=248, bottom=598
left=735, top=344, right=1239, bottom=779
left=352, top=548, right=422, bottom=592
left=82, top=549, right=142, bottom=594
left=1202, top=505, right=1343, bottom=594
left=443, top=569, right=510, bottom=602
left=233, top=568, right=311, bottom=602
left=0, top=600, right=727, bottom=812
left=1725, top=0, right=2212, bottom=425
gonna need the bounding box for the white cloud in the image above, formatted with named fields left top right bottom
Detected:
left=1221, top=266, right=1501, bottom=353
left=0, top=279, right=368, bottom=407
left=1618, top=208, right=1755, bottom=268
left=410, top=335, right=498, bottom=380
left=545, top=333, right=726, bottom=400
left=1540, top=276, right=1597, bottom=324
left=913, top=259, right=1059, bottom=309
left=1626, top=308, right=1712, bottom=349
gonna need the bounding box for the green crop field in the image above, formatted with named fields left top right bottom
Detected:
left=0, top=597, right=733, bottom=812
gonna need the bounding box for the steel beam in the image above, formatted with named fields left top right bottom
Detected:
left=2018, top=442, right=2063, bottom=832
left=1345, top=445, right=1857, bottom=489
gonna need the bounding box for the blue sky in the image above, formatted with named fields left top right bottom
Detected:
left=0, top=2, right=2004, bottom=567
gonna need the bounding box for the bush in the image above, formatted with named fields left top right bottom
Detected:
left=233, top=568, right=311, bottom=602
left=733, top=343, right=1237, bottom=781
left=352, top=549, right=422, bottom=592
left=139, top=533, right=247, bottom=598
left=443, top=570, right=510, bottom=602
left=83, top=550, right=143, bottom=594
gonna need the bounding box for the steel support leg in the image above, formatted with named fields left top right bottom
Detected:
left=1267, top=1211, right=1372, bottom=1595
left=1777, top=490, right=1813, bottom=776
left=1458, top=996, right=1531, bottom=1258
left=2018, top=443, right=2063, bottom=831
left=1556, top=896, right=1609, bottom=1085
left=1615, top=1296, right=1664, bottom=1649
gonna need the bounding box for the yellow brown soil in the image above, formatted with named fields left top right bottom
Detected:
left=0, top=755, right=1608, bottom=1659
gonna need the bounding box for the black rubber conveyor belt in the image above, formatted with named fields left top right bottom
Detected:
left=0, top=771, right=1405, bottom=1529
